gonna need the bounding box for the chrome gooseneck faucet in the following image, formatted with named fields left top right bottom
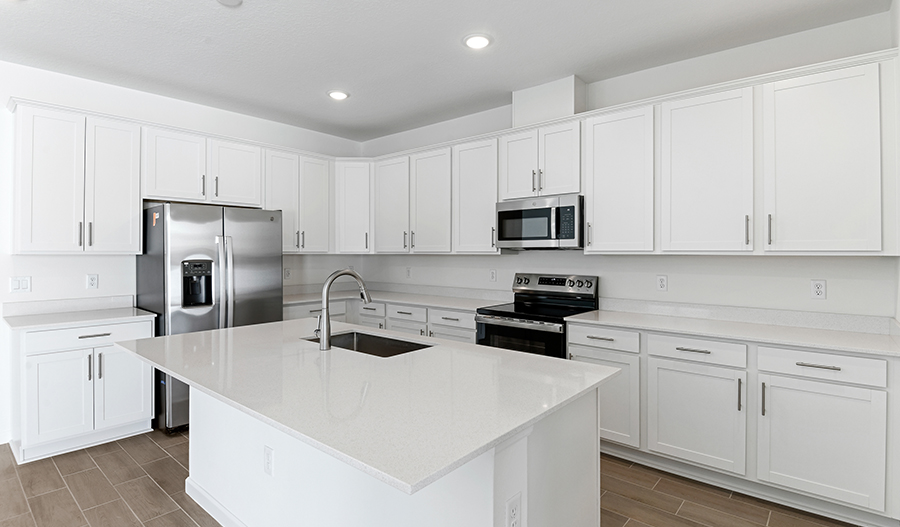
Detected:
left=316, top=269, right=372, bottom=350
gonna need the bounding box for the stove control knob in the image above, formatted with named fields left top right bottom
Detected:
left=567, top=280, right=575, bottom=287
left=585, top=280, right=593, bottom=288
left=576, top=280, right=584, bottom=288
left=516, top=277, right=523, bottom=285
left=523, top=277, right=530, bottom=285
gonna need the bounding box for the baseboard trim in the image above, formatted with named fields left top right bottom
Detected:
left=185, top=477, right=248, bottom=527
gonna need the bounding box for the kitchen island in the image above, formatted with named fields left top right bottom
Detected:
left=115, top=317, right=619, bottom=527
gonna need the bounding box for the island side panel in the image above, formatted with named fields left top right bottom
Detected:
left=186, top=388, right=495, bottom=527
left=527, top=388, right=600, bottom=527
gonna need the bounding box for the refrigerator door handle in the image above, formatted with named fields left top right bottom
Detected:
left=225, top=235, right=235, bottom=328
left=216, top=235, right=227, bottom=329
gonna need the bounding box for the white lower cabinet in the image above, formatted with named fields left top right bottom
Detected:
left=283, top=301, right=346, bottom=323
left=386, top=318, right=427, bottom=337
left=25, top=349, right=94, bottom=445
left=648, top=357, right=747, bottom=475
left=569, top=344, right=640, bottom=448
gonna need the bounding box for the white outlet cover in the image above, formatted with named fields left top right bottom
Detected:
left=490, top=269, right=497, bottom=282
left=656, top=275, right=668, bottom=292
left=283, top=268, right=292, bottom=280
left=811, top=279, right=826, bottom=300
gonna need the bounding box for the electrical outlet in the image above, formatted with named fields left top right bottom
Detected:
left=506, top=492, right=522, bottom=527
left=656, top=275, right=668, bottom=292
left=406, top=267, right=411, bottom=279
left=86, top=274, right=98, bottom=289
left=283, top=268, right=292, bottom=280
left=264, top=446, right=274, bottom=476
left=490, top=269, right=497, bottom=282
left=9, top=276, right=31, bottom=293
left=811, top=279, right=826, bottom=300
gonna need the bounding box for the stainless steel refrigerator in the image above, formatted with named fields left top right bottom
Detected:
left=136, top=202, right=283, bottom=432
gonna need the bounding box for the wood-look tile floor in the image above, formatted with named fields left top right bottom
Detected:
left=600, top=454, right=859, bottom=527
left=0, top=430, right=221, bottom=527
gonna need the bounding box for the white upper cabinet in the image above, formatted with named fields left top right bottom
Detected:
left=452, top=138, right=499, bottom=254
left=763, top=64, right=882, bottom=252
left=298, top=156, right=330, bottom=253
left=661, top=88, right=753, bottom=251
left=374, top=157, right=410, bottom=253
left=499, top=122, right=580, bottom=200
left=143, top=127, right=207, bottom=202
left=410, top=148, right=451, bottom=253
left=335, top=161, right=372, bottom=253
left=584, top=107, right=654, bottom=252
left=14, top=106, right=140, bottom=254
left=207, top=139, right=262, bottom=207
left=264, top=149, right=301, bottom=253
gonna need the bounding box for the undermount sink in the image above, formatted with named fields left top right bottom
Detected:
left=306, top=331, right=431, bottom=358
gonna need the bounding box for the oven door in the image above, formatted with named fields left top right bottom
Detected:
left=475, top=317, right=566, bottom=359
left=496, top=200, right=558, bottom=249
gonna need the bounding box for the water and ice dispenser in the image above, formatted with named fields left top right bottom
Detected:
left=181, top=260, right=213, bottom=307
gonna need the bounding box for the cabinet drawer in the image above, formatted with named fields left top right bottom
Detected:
left=428, top=308, right=475, bottom=330
left=758, top=346, right=886, bottom=388
left=284, top=301, right=346, bottom=320
left=26, top=321, right=152, bottom=355
left=387, top=304, right=427, bottom=323
left=386, top=319, right=427, bottom=336
left=358, top=302, right=386, bottom=317
left=648, top=333, right=746, bottom=368
left=568, top=324, right=639, bottom=353
left=429, top=325, right=476, bottom=343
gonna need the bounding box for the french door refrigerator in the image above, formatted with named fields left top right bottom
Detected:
left=136, top=202, right=283, bottom=432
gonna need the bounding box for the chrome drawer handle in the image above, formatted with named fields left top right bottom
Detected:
left=397, top=311, right=413, bottom=315
left=362, top=307, right=377, bottom=311
left=79, top=333, right=111, bottom=340
left=309, top=309, right=322, bottom=313
left=675, top=346, right=711, bottom=354
left=796, top=362, right=841, bottom=371
left=586, top=336, right=614, bottom=342
left=441, top=317, right=459, bottom=322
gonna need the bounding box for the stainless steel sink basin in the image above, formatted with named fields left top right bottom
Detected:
left=306, top=331, right=431, bottom=358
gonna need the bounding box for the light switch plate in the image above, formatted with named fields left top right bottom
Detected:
left=9, top=276, right=31, bottom=293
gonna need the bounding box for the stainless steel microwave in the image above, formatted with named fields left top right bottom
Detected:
left=496, top=194, right=583, bottom=249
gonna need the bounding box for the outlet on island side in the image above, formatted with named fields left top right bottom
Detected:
left=506, top=492, right=522, bottom=527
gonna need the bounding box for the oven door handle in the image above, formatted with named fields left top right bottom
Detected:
left=475, top=315, right=564, bottom=333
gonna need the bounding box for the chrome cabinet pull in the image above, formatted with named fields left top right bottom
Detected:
left=397, top=311, right=413, bottom=315
left=215, top=176, right=219, bottom=197
left=362, top=307, right=377, bottom=311
left=491, top=227, right=496, bottom=247
left=441, top=317, right=459, bottom=322
left=365, top=232, right=369, bottom=250
left=403, top=231, right=408, bottom=249
left=586, top=335, right=614, bottom=342
left=301, top=231, right=305, bottom=249
left=796, top=362, right=842, bottom=371
left=78, top=222, right=83, bottom=247
left=538, top=169, right=543, bottom=191
left=201, top=175, right=206, bottom=196
left=675, top=346, right=711, bottom=354
left=378, top=322, right=383, bottom=329
left=761, top=382, right=767, bottom=416
left=420, top=329, right=425, bottom=336
left=87, top=358, right=92, bottom=381
left=295, top=231, right=300, bottom=248
left=767, top=214, right=772, bottom=245
left=98, top=353, right=103, bottom=379
left=88, top=222, right=93, bottom=246
left=737, top=378, right=742, bottom=411
left=568, top=353, right=574, bottom=360
left=587, top=222, right=592, bottom=246
left=411, top=231, right=415, bottom=249
left=429, top=330, right=434, bottom=337
left=532, top=170, right=537, bottom=192
left=78, top=333, right=111, bottom=339
left=309, top=308, right=322, bottom=313
left=744, top=215, right=749, bottom=246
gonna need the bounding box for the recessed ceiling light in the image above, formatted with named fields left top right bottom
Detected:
left=217, top=0, right=242, bottom=6
left=328, top=90, right=349, bottom=101
left=464, top=34, right=491, bottom=49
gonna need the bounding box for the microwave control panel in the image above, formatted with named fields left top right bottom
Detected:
left=558, top=206, right=576, bottom=239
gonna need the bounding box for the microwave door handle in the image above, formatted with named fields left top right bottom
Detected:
left=551, top=207, right=558, bottom=241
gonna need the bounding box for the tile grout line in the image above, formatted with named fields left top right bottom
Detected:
left=51, top=453, right=89, bottom=527
left=10, top=462, right=34, bottom=524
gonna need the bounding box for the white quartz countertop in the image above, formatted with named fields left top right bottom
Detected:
left=4, top=307, right=156, bottom=331
left=566, top=310, right=900, bottom=358
left=115, top=318, right=618, bottom=494
left=284, top=291, right=496, bottom=311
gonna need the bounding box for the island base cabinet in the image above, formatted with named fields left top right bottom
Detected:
left=648, top=358, right=747, bottom=475
left=757, top=374, right=887, bottom=512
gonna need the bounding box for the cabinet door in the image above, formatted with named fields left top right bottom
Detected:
left=453, top=139, right=499, bottom=253
left=299, top=157, right=331, bottom=253
left=498, top=129, right=538, bottom=200
left=336, top=161, right=372, bottom=253
left=758, top=374, right=886, bottom=511
left=661, top=88, right=753, bottom=251
left=570, top=346, right=640, bottom=447
left=208, top=139, right=262, bottom=207
left=142, top=127, right=207, bottom=202
left=538, top=121, right=580, bottom=196
left=94, top=347, right=153, bottom=430
left=374, top=157, right=410, bottom=253
left=386, top=319, right=427, bottom=337
left=15, top=106, right=86, bottom=253
left=410, top=149, right=451, bottom=253
left=648, top=357, right=747, bottom=474
left=763, top=64, right=882, bottom=252
left=265, top=149, right=300, bottom=253
left=84, top=117, right=142, bottom=254
left=584, top=108, right=654, bottom=252
left=24, top=349, right=93, bottom=445
left=358, top=317, right=385, bottom=330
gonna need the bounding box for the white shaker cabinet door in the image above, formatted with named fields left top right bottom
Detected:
left=94, top=347, right=153, bottom=431
left=374, top=157, right=410, bottom=253
left=453, top=139, right=498, bottom=253
left=648, top=357, right=747, bottom=475
left=410, top=148, right=451, bottom=253
left=757, top=374, right=886, bottom=511
left=298, top=156, right=331, bottom=253
left=264, top=149, right=301, bottom=253
left=570, top=346, right=641, bottom=448
left=584, top=107, right=654, bottom=252
left=143, top=127, right=207, bottom=202
left=208, top=139, right=262, bottom=207
left=763, top=63, right=882, bottom=252
left=15, top=106, right=86, bottom=253
left=335, top=161, right=372, bottom=253
left=661, top=88, right=753, bottom=251
left=24, top=349, right=94, bottom=446
left=84, top=117, right=142, bottom=254
left=498, top=129, right=539, bottom=200
left=538, top=121, right=581, bottom=196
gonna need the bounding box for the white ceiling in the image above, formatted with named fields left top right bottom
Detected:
left=0, top=0, right=891, bottom=141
